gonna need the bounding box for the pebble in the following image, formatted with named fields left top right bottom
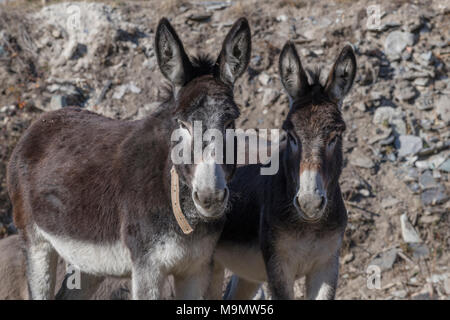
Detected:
left=407, top=182, right=421, bottom=194
left=415, top=154, right=447, bottom=170
left=372, top=107, right=402, bottom=125
left=50, top=95, right=67, bottom=110
left=400, top=213, right=422, bottom=243
left=187, top=13, right=212, bottom=22
left=445, top=278, right=450, bottom=295
left=411, top=292, right=433, bottom=300
left=439, top=159, right=450, bottom=172
left=419, top=215, right=440, bottom=224
left=201, top=1, right=232, bottom=11
left=113, top=83, right=141, bottom=100
left=368, top=127, right=392, bottom=144
left=426, top=274, right=448, bottom=284
left=421, top=184, right=448, bottom=206
left=391, top=289, right=407, bottom=298
left=416, top=93, right=434, bottom=110
left=342, top=252, right=354, bottom=264
left=276, top=15, right=288, bottom=22
left=417, top=51, right=434, bottom=66
left=359, top=189, right=370, bottom=197
left=418, top=170, right=436, bottom=190
left=349, top=149, right=375, bottom=169
left=396, top=135, right=423, bottom=158
left=258, top=73, right=271, bottom=86
left=381, top=196, right=400, bottom=209
left=262, top=89, right=280, bottom=107
left=370, top=248, right=398, bottom=271
left=391, top=118, right=407, bottom=135
left=413, top=77, right=429, bottom=87
left=408, top=243, right=430, bottom=259
left=435, top=95, right=450, bottom=123
left=384, top=31, right=415, bottom=59
left=394, top=83, right=417, bottom=102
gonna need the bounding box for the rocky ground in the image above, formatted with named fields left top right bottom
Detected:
left=0, top=0, right=448, bottom=300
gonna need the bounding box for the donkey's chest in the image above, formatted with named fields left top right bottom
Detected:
left=276, top=231, right=342, bottom=277
left=152, top=233, right=219, bottom=276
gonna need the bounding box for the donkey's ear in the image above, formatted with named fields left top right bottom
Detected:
left=216, top=17, right=251, bottom=86
left=324, top=44, right=357, bottom=102
left=155, top=18, right=193, bottom=87
left=279, top=41, right=309, bottom=99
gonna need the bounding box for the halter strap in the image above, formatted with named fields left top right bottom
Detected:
left=170, top=166, right=194, bottom=234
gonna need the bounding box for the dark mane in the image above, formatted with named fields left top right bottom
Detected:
left=158, top=54, right=216, bottom=104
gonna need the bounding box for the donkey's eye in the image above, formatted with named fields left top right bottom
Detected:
left=178, top=120, right=189, bottom=131
left=224, top=120, right=234, bottom=130
left=328, top=135, right=340, bottom=147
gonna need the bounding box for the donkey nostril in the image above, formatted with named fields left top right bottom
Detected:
left=217, top=188, right=228, bottom=202
left=318, top=195, right=326, bottom=209
left=193, top=191, right=200, bottom=204
left=194, top=191, right=210, bottom=208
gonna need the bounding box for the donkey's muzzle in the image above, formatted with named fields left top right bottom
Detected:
left=193, top=187, right=229, bottom=218
left=296, top=169, right=327, bottom=221
left=297, top=192, right=326, bottom=215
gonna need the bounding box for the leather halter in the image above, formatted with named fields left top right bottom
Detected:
left=170, top=166, right=194, bottom=234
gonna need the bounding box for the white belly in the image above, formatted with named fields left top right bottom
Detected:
left=36, top=226, right=132, bottom=277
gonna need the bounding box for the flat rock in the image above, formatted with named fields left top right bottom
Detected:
left=436, top=95, right=450, bottom=123
left=394, top=84, right=418, bottom=102
left=370, top=248, right=398, bottom=271
left=384, top=31, right=415, bottom=59
left=258, top=73, right=271, bottom=86
left=50, top=95, right=67, bottom=110
left=417, top=93, right=434, bottom=110
left=381, top=196, right=400, bottom=209
left=396, top=135, right=423, bottom=158
left=421, top=184, right=448, bottom=206
left=408, top=243, right=430, bottom=259
left=349, top=149, right=374, bottom=169
left=262, top=89, right=280, bottom=107
left=415, top=154, right=447, bottom=170
left=400, top=213, right=422, bottom=243
left=439, top=159, right=450, bottom=172
left=373, top=107, right=403, bottom=125
left=391, top=289, right=407, bottom=298
left=418, top=170, right=436, bottom=190
left=445, top=278, right=450, bottom=295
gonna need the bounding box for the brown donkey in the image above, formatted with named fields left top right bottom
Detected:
left=208, top=42, right=356, bottom=299
left=7, top=17, right=251, bottom=299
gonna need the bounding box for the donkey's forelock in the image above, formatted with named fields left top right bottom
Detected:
left=292, top=68, right=332, bottom=106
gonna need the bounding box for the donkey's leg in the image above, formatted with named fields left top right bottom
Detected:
left=261, top=240, right=295, bottom=300
left=205, top=261, right=225, bottom=300
left=305, top=253, right=339, bottom=300
left=131, top=261, right=165, bottom=300
left=174, top=263, right=211, bottom=300
left=24, top=233, right=58, bottom=300
left=224, top=275, right=261, bottom=300
left=56, top=271, right=105, bottom=300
